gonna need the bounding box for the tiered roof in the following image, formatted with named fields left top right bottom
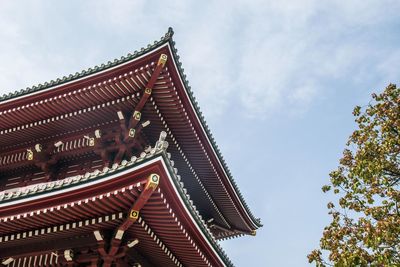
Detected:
left=0, top=28, right=261, bottom=266
left=0, top=136, right=234, bottom=266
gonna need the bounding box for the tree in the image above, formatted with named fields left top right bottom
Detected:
left=308, top=84, right=400, bottom=266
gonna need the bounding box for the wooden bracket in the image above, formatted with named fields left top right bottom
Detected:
left=119, top=173, right=160, bottom=231
left=127, top=54, right=167, bottom=132
left=92, top=174, right=159, bottom=266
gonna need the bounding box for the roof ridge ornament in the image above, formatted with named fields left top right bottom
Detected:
left=165, top=27, right=174, bottom=39
left=156, top=131, right=169, bottom=151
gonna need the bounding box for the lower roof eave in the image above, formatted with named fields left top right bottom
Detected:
left=0, top=146, right=234, bottom=267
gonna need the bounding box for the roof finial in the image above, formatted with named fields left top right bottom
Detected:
left=166, top=27, right=174, bottom=38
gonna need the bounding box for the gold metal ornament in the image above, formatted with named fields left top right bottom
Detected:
left=129, top=128, right=136, bottom=138
left=146, top=174, right=160, bottom=190
left=129, top=209, right=139, bottom=220
left=157, top=54, right=168, bottom=67
left=89, top=138, right=95, bottom=147
left=133, top=111, right=141, bottom=121
left=27, top=149, right=34, bottom=161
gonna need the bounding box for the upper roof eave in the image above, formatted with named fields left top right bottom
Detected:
left=0, top=27, right=262, bottom=229
left=0, top=28, right=173, bottom=104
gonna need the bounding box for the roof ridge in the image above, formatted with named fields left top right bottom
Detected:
left=0, top=27, right=174, bottom=103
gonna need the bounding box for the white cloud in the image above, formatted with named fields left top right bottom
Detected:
left=224, top=0, right=400, bottom=118
left=81, top=0, right=147, bottom=29
left=1, top=0, right=400, bottom=121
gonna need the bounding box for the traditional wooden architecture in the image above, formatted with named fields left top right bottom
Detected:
left=0, top=28, right=261, bottom=266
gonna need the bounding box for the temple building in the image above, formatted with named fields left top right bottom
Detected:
left=0, top=28, right=261, bottom=267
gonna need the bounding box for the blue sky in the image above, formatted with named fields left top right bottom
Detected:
left=1, top=1, right=400, bottom=266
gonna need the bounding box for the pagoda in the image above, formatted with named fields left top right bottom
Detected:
left=0, top=28, right=261, bottom=267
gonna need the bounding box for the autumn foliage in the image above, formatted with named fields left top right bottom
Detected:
left=309, top=84, right=400, bottom=266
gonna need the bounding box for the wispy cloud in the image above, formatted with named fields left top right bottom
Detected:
left=1, top=2, right=400, bottom=267
left=1, top=0, right=399, bottom=120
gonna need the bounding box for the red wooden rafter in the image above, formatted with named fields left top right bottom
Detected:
left=125, top=54, right=167, bottom=141
left=93, top=173, right=160, bottom=267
